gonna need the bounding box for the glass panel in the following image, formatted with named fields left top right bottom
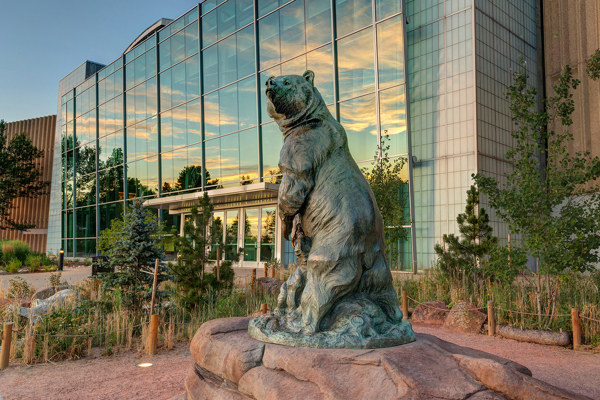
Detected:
left=237, top=26, right=255, bottom=80
left=218, top=0, right=236, bottom=39
left=379, top=85, right=407, bottom=155
left=75, top=206, right=96, bottom=238
left=76, top=238, right=97, bottom=258
left=239, top=128, right=258, bottom=183
left=388, top=228, right=411, bottom=271
left=186, top=54, right=200, bottom=101
left=159, top=38, right=172, bottom=71
left=66, top=210, right=74, bottom=238
left=172, top=104, right=187, bottom=149
left=260, top=206, right=276, bottom=261
left=202, top=45, right=218, bottom=93
left=337, top=28, right=375, bottom=100
left=160, top=67, right=172, bottom=111
left=259, top=11, right=280, bottom=70
left=185, top=6, right=199, bottom=24
left=243, top=208, right=259, bottom=261
left=187, top=98, right=202, bottom=144
left=146, top=48, right=157, bottom=79
left=225, top=210, right=239, bottom=260
left=306, top=45, right=334, bottom=104
left=258, top=0, right=278, bottom=17
left=99, top=166, right=124, bottom=203
left=147, top=77, right=157, bottom=117
left=336, top=0, right=372, bottom=37
left=237, top=0, right=253, bottom=29
left=377, top=15, right=404, bottom=88
left=212, top=211, right=225, bottom=256
left=204, top=91, right=219, bottom=138
left=280, top=0, right=305, bottom=61
left=76, top=173, right=96, bottom=207
left=185, top=21, right=199, bottom=58
left=161, top=150, right=175, bottom=193
left=160, top=110, right=173, bottom=153
left=218, top=34, right=237, bottom=87
left=339, top=93, right=377, bottom=162
left=134, top=53, right=146, bottom=87
left=202, top=9, right=218, bottom=48
left=171, top=30, right=186, bottom=66
left=306, top=0, right=331, bottom=49
left=99, top=202, right=124, bottom=231
left=220, top=132, right=240, bottom=184
left=219, top=84, right=238, bottom=135
left=238, top=76, right=257, bottom=129
left=376, top=0, right=401, bottom=21
left=204, top=137, right=221, bottom=186
left=261, top=122, right=282, bottom=177
left=171, top=62, right=186, bottom=108
left=259, top=66, right=281, bottom=122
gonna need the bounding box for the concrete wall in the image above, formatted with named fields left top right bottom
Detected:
left=2, top=115, right=56, bottom=253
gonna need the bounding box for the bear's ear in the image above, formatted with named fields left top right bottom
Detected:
left=303, top=70, right=315, bottom=86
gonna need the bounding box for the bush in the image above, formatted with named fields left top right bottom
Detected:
left=41, top=253, right=53, bottom=266
left=5, top=257, right=21, bottom=273
left=25, top=254, right=42, bottom=272
left=7, top=276, right=32, bottom=298
left=1, top=240, right=31, bottom=263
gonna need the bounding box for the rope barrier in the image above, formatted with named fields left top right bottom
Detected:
left=407, top=296, right=487, bottom=312
left=11, top=322, right=148, bottom=339
left=580, top=315, right=600, bottom=324
left=495, top=307, right=571, bottom=318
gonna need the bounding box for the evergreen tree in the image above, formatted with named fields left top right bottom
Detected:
left=0, top=120, right=50, bottom=231
left=169, top=193, right=235, bottom=309
left=434, top=185, right=497, bottom=277
left=98, top=198, right=166, bottom=311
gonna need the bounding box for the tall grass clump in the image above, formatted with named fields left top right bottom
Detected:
left=1, top=240, right=31, bottom=263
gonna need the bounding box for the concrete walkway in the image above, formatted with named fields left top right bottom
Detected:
left=0, top=267, right=92, bottom=293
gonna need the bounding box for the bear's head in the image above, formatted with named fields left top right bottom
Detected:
left=265, top=70, right=324, bottom=123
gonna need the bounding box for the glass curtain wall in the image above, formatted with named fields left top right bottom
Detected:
left=60, top=0, right=412, bottom=266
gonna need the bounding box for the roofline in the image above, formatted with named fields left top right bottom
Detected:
left=124, top=18, right=173, bottom=54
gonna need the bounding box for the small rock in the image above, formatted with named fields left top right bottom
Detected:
left=18, top=268, right=28, bottom=273
left=33, top=285, right=70, bottom=300
left=0, top=270, right=6, bottom=275
left=443, top=301, right=487, bottom=334
left=411, top=301, right=448, bottom=325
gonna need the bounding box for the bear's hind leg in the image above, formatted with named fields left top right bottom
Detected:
left=299, top=251, right=362, bottom=334
left=359, top=251, right=403, bottom=323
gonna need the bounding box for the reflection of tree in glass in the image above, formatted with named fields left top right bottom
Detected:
left=266, top=168, right=282, bottom=184
left=162, top=166, right=221, bottom=194
left=240, top=175, right=254, bottom=185
left=361, top=135, right=410, bottom=270
left=261, top=210, right=276, bottom=244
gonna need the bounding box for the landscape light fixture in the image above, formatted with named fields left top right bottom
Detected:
left=59, top=249, right=64, bottom=271
left=136, top=362, right=153, bottom=368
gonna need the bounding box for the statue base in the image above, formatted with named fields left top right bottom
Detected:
left=183, top=317, right=591, bottom=400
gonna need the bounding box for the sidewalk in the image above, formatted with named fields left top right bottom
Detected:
left=0, top=266, right=92, bottom=293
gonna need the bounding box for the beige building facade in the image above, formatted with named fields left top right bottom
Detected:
left=543, top=0, right=600, bottom=163
left=2, top=116, right=56, bottom=253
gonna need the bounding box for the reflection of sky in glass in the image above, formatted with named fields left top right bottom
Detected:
left=339, top=93, right=377, bottom=162
left=377, top=16, right=404, bottom=88
left=336, top=0, right=372, bottom=37
left=375, top=0, right=401, bottom=21
left=261, top=122, right=282, bottom=176
left=337, top=28, right=374, bottom=100
left=379, top=85, right=407, bottom=155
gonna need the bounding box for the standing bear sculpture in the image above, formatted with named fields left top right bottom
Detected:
left=248, top=71, right=416, bottom=348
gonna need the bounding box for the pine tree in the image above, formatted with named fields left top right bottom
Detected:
left=98, top=198, right=166, bottom=311
left=169, top=193, right=235, bottom=309
left=434, top=185, right=497, bottom=277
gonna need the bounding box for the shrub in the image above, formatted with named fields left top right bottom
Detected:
left=25, top=254, right=42, bottom=272
left=7, top=276, right=32, bottom=298
left=5, top=257, right=21, bottom=273
left=1, top=240, right=30, bottom=263
left=49, top=272, right=67, bottom=287
left=40, top=253, right=52, bottom=266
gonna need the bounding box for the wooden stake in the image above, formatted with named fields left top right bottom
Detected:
left=269, top=265, right=275, bottom=278
left=251, top=269, right=256, bottom=286
left=216, top=246, right=221, bottom=281
left=150, top=259, right=159, bottom=316
left=261, top=303, right=268, bottom=315
left=487, top=301, right=495, bottom=336
left=24, top=334, right=36, bottom=364
left=149, top=314, right=159, bottom=355
left=0, top=322, right=13, bottom=370
left=572, top=308, right=581, bottom=350
left=263, top=263, right=268, bottom=278
left=402, top=291, right=409, bottom=321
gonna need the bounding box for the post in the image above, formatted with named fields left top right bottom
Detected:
left=24, top=334, right=36, bottom=364
left=261, top=303, right=268, bottom=315
left=507, top=234, right=511, bottom=266
left=269, top=264, right=275, bottom=278
left=251, top=269, right=256, bottom=287
left=572, top=308, right=581, bottom=350
left=402, top=291, right=409, bottom=321
left=150, top=259, right=159, bottom=316
left=58, top=249, right=64, bottom=271
left=263, top=263, right=268, bottom=278
left=216, top=246, right=221, bottom=281
left=0, top=322, right=13, bottom=370
left=149, top=314, right=159, bottom=355
left=487, top=301, right=495, bottom=336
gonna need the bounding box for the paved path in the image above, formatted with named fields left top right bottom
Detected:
left=0, top=267, right=93, bottom=293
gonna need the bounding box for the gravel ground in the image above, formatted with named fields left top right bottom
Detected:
left=0, top=324, right=598, bottom=400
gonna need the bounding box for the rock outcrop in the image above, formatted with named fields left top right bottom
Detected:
left=411, top=300, right=449, bottom=325
left=184, top=317, right=591, bottom=400
left=443, top=301, right=488, bottom=334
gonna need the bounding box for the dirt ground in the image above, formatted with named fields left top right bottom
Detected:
left=0, top=324, right=599, bottom=400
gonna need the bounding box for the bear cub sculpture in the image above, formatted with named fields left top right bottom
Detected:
left=248, top=71, right=415, bottom=349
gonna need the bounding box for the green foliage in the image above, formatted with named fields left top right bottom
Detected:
left=586, top=49, right=600, bottom=81
left=362, top=135, right=411, bottom=268
left=434, top=185, right=498, bottom=279
left=1, top=240, right=31, bottom=263
left=473, top=60, right=600, bottom=275
left=7, top=276, right=31, bottom=298
left=169, top=193, right=237, bottom=309
left=49, top=272, right=67, bottom=287
left=25, top=254, right=41, bottom=272
left=481, top=244, right=528, bottom=286
left=0, top=120, right=50, bottom=231
left=97, top=198, right=166, bottom=311
left=5, top=257, right=21, bottom=273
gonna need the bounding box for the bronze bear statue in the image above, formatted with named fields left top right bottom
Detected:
left=248, top=71, right=415, bottom=349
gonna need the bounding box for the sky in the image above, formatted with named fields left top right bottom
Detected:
left=0, top=0, right=200, bottom=123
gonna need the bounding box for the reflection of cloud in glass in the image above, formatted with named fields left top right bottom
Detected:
left=377, top=16, right=404, bottom=88
left=339, top=93, right=377, bottom=162
left=337, top=28, right=375, bottom=100
left=379, top=85, right=407, bottom=155
left=336, top=0, right=372, bottom=37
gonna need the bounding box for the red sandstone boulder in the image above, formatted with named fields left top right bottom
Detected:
left=411, top=300, right=449, bottom=325
left=184, top=317, right=592, bottom=400
left=443, top=301, right=487, bottom=334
